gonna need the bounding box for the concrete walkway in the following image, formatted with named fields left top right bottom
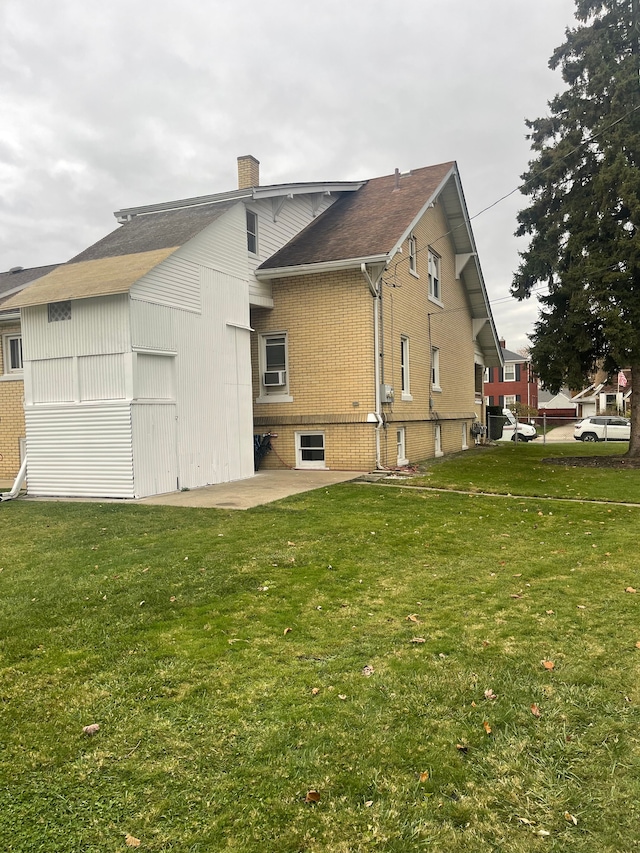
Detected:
left=138, top=469, right=364, bottom=509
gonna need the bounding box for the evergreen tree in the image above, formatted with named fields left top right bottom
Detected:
left=512, top=0, right=640, bottom=454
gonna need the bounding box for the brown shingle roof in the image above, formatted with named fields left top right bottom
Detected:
left=259, top=162, right=455, bottom=270
left=0, top=264, right=61, bottom=303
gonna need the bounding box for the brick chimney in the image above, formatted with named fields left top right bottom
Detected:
left=499, top=338, right=506, bottom=349
left=237, top=155, right=260, bottom=189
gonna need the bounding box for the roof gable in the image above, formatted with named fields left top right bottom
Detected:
left=258, top=162, right=455, bottom=271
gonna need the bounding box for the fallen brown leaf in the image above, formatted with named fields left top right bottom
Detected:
left=283, top=627, right=292, bottom=635
left=517, top=817, right=535, bottom=826
left=635, top=641, right=640, bottom=650
left=564, top=811, right=578, bottom=825
left=407, top=614, right=420, bottom=623
left=531, top=703, right=541, bottom=718
left=362, top=665, right=374, bottom=677
left=419, top=771, right=430, bottom=783
left=484, top=688, right=497, bottom=701
left=125, top=835, right=141, bottom=848
left=626, top=586, right=637, bottom=594
left=338, top=694, right=347, bottom=700
left=305, top=790, right=321, bottom=803
left=456, top=743, right=468, bottom=753
left=510, top=594, right=523, bottom=599
left=410, top=637, right=426, bottom=643
left=365, top=799, right=374, bottom=807
left=287, top=541, right=296, bottom=546
left=483, top=720, right=492, bottom=735
left=542, top=660, right=555, bottom=670
left=546, top=610, right=555, bottom=615
left=82, top=723, right=100, bottom=736
left=311, top=687, right=320, bottom=695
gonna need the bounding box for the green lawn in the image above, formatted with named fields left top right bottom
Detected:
left=407, top=441, right=640, bottom=503
left=1, top=459, right=640, bottom=851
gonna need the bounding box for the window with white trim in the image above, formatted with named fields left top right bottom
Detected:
left=259, top=332, right=290, bottom=398
left=434, top=423, right=443, bottom=457
left=504, top=394, right=517, bottom=408
left=504, top=363, right=516, bottom=381
left=396, top=427, right=408, bottom=466
left=431, top=346, right=441, bottom=390
left=408, top=235, right=418, bottom=276
left=462, top=422, right=468, bottom=450
left=2, top=334, right=23, bottom=374
left=428, top=250, right=441, bottom=301
left=296, top=431, right=325, bottom=468
left=400, top=336, right=412, bottom=400
left=246, top=209, right=258, bottom=254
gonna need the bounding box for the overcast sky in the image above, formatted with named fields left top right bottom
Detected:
left=1, top=0, right=578, bottom=350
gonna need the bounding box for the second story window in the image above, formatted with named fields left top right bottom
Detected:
left=246, top=209, right=258, bottom=254
left=428, top=250, right=441, bottom=301
left=408, top=235, right=418, bottom=275
left=504, top=364, right=516, bottom=381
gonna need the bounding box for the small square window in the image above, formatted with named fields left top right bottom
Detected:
left=48, top=300, right=72, bottom=322
left=296, top=431, right=325, bottom=468
left=246, top=209, right=258, bottom=254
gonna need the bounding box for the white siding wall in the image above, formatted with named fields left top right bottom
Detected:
left=136, top=353, right=175, bottom=399
left=25, top=404, right=134, bottom=497
left=173, top=267, right=254, bottom=488
left=131, top=403, right=178, bottom=497
left=131, top=300, right=175, bottom=352
left=22, top=295, right=130, bottom=360
left=131, top=255, right=201, bottom=313
left=79, top=354, right=126, bottom=400
left=247, top=194, right=336, bottom=306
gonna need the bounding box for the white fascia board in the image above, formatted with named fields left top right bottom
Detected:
left=255, top=254, right=390, bottom=280
left=114, top=181, right=365, bottom=221
left=115, top=190, right=251, bottom=220
left=251, top=181, right=364, bottom=200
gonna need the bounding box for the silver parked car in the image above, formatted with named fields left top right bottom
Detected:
left=574, top=416, right=631, bottom=442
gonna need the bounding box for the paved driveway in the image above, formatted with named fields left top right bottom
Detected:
left=539, top=422, right=577, bottom=443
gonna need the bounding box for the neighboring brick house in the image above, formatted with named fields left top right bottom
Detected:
left=0, top=264, right=59, bottom=481
left=3, top=157, right=501, bottom=498
left=484, top=340, right=537, bottom=412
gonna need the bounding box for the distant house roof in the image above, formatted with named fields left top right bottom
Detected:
left=501, top=347, right=528, bottom=363
left=258, top=162, right=455, bottom=270
left=0, top=264, right=61, bottom=312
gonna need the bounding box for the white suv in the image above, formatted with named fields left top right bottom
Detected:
left=574, top=416, right=630, bottom=442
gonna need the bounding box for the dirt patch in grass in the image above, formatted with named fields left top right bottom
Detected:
left=543, top=455, right=640, bottom=468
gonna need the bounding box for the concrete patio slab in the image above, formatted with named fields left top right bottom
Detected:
left=138, top=469, right=364, bottom=509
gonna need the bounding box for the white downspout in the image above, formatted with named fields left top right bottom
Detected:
left=361, top=263, right=386, bottom=469
left=1, top=455, right=27, bottom=502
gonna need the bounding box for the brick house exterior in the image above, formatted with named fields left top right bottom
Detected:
left=484, top=340, right=538, bottom=412
left=252, top=163, right=502, bottom=470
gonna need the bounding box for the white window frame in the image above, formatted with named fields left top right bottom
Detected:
left=396, top=427, right=408, bottom=466
left=428, top=249, right=442, bottom=304
left=296, top=431, right=326, bottom=469
left=256, top=331, right=292, bottom=403
left=434, top=423, right=443, bottom=457
left=2, top=333, right=23, bottom=376
left=400, top=335, right=412, bottom=401
left=408, top=235, right=418, bottom=277
left=504, top=394, right=517, bottom=408
left=246, top=209, right=258, bottom=255
left=462, top=422, right=469, bottom=451
left=504, top=363, right=516, bottom=382
left=431, top=346, right=441, bottom=391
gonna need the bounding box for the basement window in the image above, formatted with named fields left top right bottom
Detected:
left=48, top=300, right=71, bottom=322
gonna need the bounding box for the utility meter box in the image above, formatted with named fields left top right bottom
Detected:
left=380, top=384, right=394, bottom=403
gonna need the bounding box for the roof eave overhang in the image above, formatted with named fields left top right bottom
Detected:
left=114, top=181, right=365, bottom=222
left=255, top=254, right=390, bottom=281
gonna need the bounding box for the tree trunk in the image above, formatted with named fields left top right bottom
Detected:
left=626, top=360, right=640, bottom=456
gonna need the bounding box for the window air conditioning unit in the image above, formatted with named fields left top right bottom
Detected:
left=264, top=370, right=286, bottom=387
